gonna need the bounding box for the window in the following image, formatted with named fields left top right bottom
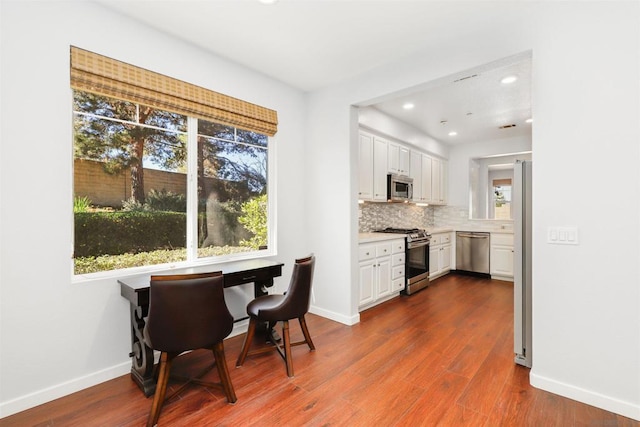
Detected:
left=493, top=179, right=512, bottom=220
left=73, top=91, right=271, bottom=275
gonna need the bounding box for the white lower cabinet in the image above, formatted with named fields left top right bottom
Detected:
left=429, top=232, right=452, bottom=279
left=490, top=233, right=514, bottom=280
left=359, top=238, right=405, bottom=310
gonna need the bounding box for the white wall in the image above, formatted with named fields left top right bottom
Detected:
left=0, top=1, right=309, bottom=416
left=1, top=0, right=639, bottom=422
left=305, top=2, right=639, bottom=421
left=527, top=2, right=639, bottom=418
left=449, top=135, right=532, bottom=208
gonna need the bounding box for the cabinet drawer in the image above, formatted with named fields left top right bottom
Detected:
left=358, top=244, right=376, bottom=261
left=392, top=277, right=405, bottom=292
left=392, top=253, right=405, bottom=267
left=391, top=239, right=405, bottom=254
left=431, top=234, right=441, bottom=245
left=492, top=233, right=514, bottom=246
left=392, top=265, right=405, bottom=280
left=440, top=233, right=451, bottom=244
left=376, top=242, right=392, bottom=257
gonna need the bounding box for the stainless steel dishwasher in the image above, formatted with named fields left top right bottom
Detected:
left=456, top=231, right=490, bottom=275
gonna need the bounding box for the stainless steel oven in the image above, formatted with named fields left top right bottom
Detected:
left=375, top=228, right=431, bottom=295
left=406, top=236, right=430, bottom=294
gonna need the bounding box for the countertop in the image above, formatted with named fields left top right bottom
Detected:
left=359, top=226, right=512, bottom=243
left=358, top=233, right=406, bottom=243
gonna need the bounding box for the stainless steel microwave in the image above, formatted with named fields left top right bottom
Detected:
left=387, top=174, right=413, bottom=202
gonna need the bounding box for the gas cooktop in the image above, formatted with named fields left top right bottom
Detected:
left=376, top=227, right=422, bottom=234
left=374, top=227, right=430, bottom=242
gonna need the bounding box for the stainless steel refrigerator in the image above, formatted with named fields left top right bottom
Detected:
left=513, top=160, right=532, bottom=367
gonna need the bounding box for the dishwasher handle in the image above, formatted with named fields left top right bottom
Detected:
left=456, top=233, right=489, bottom=238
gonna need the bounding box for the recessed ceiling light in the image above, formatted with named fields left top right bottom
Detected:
left=525, top=118, right=533, bottom=123
left=501, top=75, right=518, bottom=84
left=448, top=131, right=457, bottom=136
left=258, top=0, right=279, bottom=4
left=402, top=103, right=415, bottom=110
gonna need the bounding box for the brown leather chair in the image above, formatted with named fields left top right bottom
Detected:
left=144, top=272, right=236, bottom=427
left=236, top=255, right=316, bottom=377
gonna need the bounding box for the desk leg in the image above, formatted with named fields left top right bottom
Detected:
left=253, top=277, right=273, bottom=299
left=128, top=304, right=156, bottom=396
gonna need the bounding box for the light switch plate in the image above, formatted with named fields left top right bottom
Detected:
left=547, top=226, right=579, bottom=245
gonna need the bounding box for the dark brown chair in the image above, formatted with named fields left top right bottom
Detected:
left=236, top=255, right=316, bottom=377
left=144, top=272, right=236, bottom=427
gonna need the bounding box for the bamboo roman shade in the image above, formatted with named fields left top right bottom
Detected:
left=493, top=179, right=512, bottom=186
left=70, top=46, right=278, bottom=136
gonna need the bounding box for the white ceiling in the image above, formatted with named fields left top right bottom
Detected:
left=95, top=0, right=532, bottom=145
left=371, top=54, right=532, bottom=144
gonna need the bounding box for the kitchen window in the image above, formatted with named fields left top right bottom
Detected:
left=71, top=47, right=277, bottom=276
left=493, top=178, right=512, bottom=220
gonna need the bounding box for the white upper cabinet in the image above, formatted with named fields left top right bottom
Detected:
left=372, top=137, right=388, bottom=201
left=358, top=132, right=374, bottom=200
left=388, top=142, right=410, bottom=177
left=358, top=131, right=388, bottom=201
left=409, top=150, right=446, bottom=205
left=422, top=154, right=434, bottom=203
left=359, top=129, right=447, bottom=205
left=432, top=157, right=441, bottom=203
left=409, top=150, right=422, bottom=202
left=430, top=157, right=448, bottom=205
left=441, top=159, right=448, bottom=205
left=410, top=150, right=434, bottom=203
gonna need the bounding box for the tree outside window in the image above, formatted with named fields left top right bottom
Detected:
left=73, top=91, right=270, bottom=275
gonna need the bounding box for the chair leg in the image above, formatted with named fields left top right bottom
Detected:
left=282, top=320, right=294, bottom=377
left=236, top=317, right=257, bottom=367
left=212, top=341, right=237, bottom=403
left=147, top=352, right=174, bottom=427
left=298, top=315, right=315, bottom=351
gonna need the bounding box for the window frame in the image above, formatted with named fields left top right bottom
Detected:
left=71, top=94, right=277, bottom=283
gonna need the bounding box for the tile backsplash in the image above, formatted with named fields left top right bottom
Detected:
left=359, top=203, right=514, bottom=232
left=358, top=202, right=434, bottom=232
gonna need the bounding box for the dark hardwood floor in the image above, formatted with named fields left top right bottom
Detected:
left=2, top=274, right=638, bottom=426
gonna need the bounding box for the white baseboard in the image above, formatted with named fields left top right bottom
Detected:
left=530, top=371, right=640, bottom=421
left=0, top=312, right=351, bottom=419
left=1, top=321, right=252, bottom=419
left=490, top=274, right=514, bottom=282
left=309, top=305, right=359, bottom=326
left=0, top=361, right=132, bottom=419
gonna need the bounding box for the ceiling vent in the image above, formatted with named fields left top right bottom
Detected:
left=499, top=124, right=517, bottom=129
left=453, top=74, right=478, bottom=83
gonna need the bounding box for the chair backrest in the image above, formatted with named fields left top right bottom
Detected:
left=263, top=255, right=315, bottom=320
left=144, top=271, right=233, bottom=353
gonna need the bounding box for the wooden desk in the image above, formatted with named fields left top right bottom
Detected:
left=119, top=259, right=284, bottom=396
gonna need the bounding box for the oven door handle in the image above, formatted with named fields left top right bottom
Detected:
left=407, top=241, right=430, bottom=249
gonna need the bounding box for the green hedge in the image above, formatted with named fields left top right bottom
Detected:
left=74, top=211, right=186, bottom=257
